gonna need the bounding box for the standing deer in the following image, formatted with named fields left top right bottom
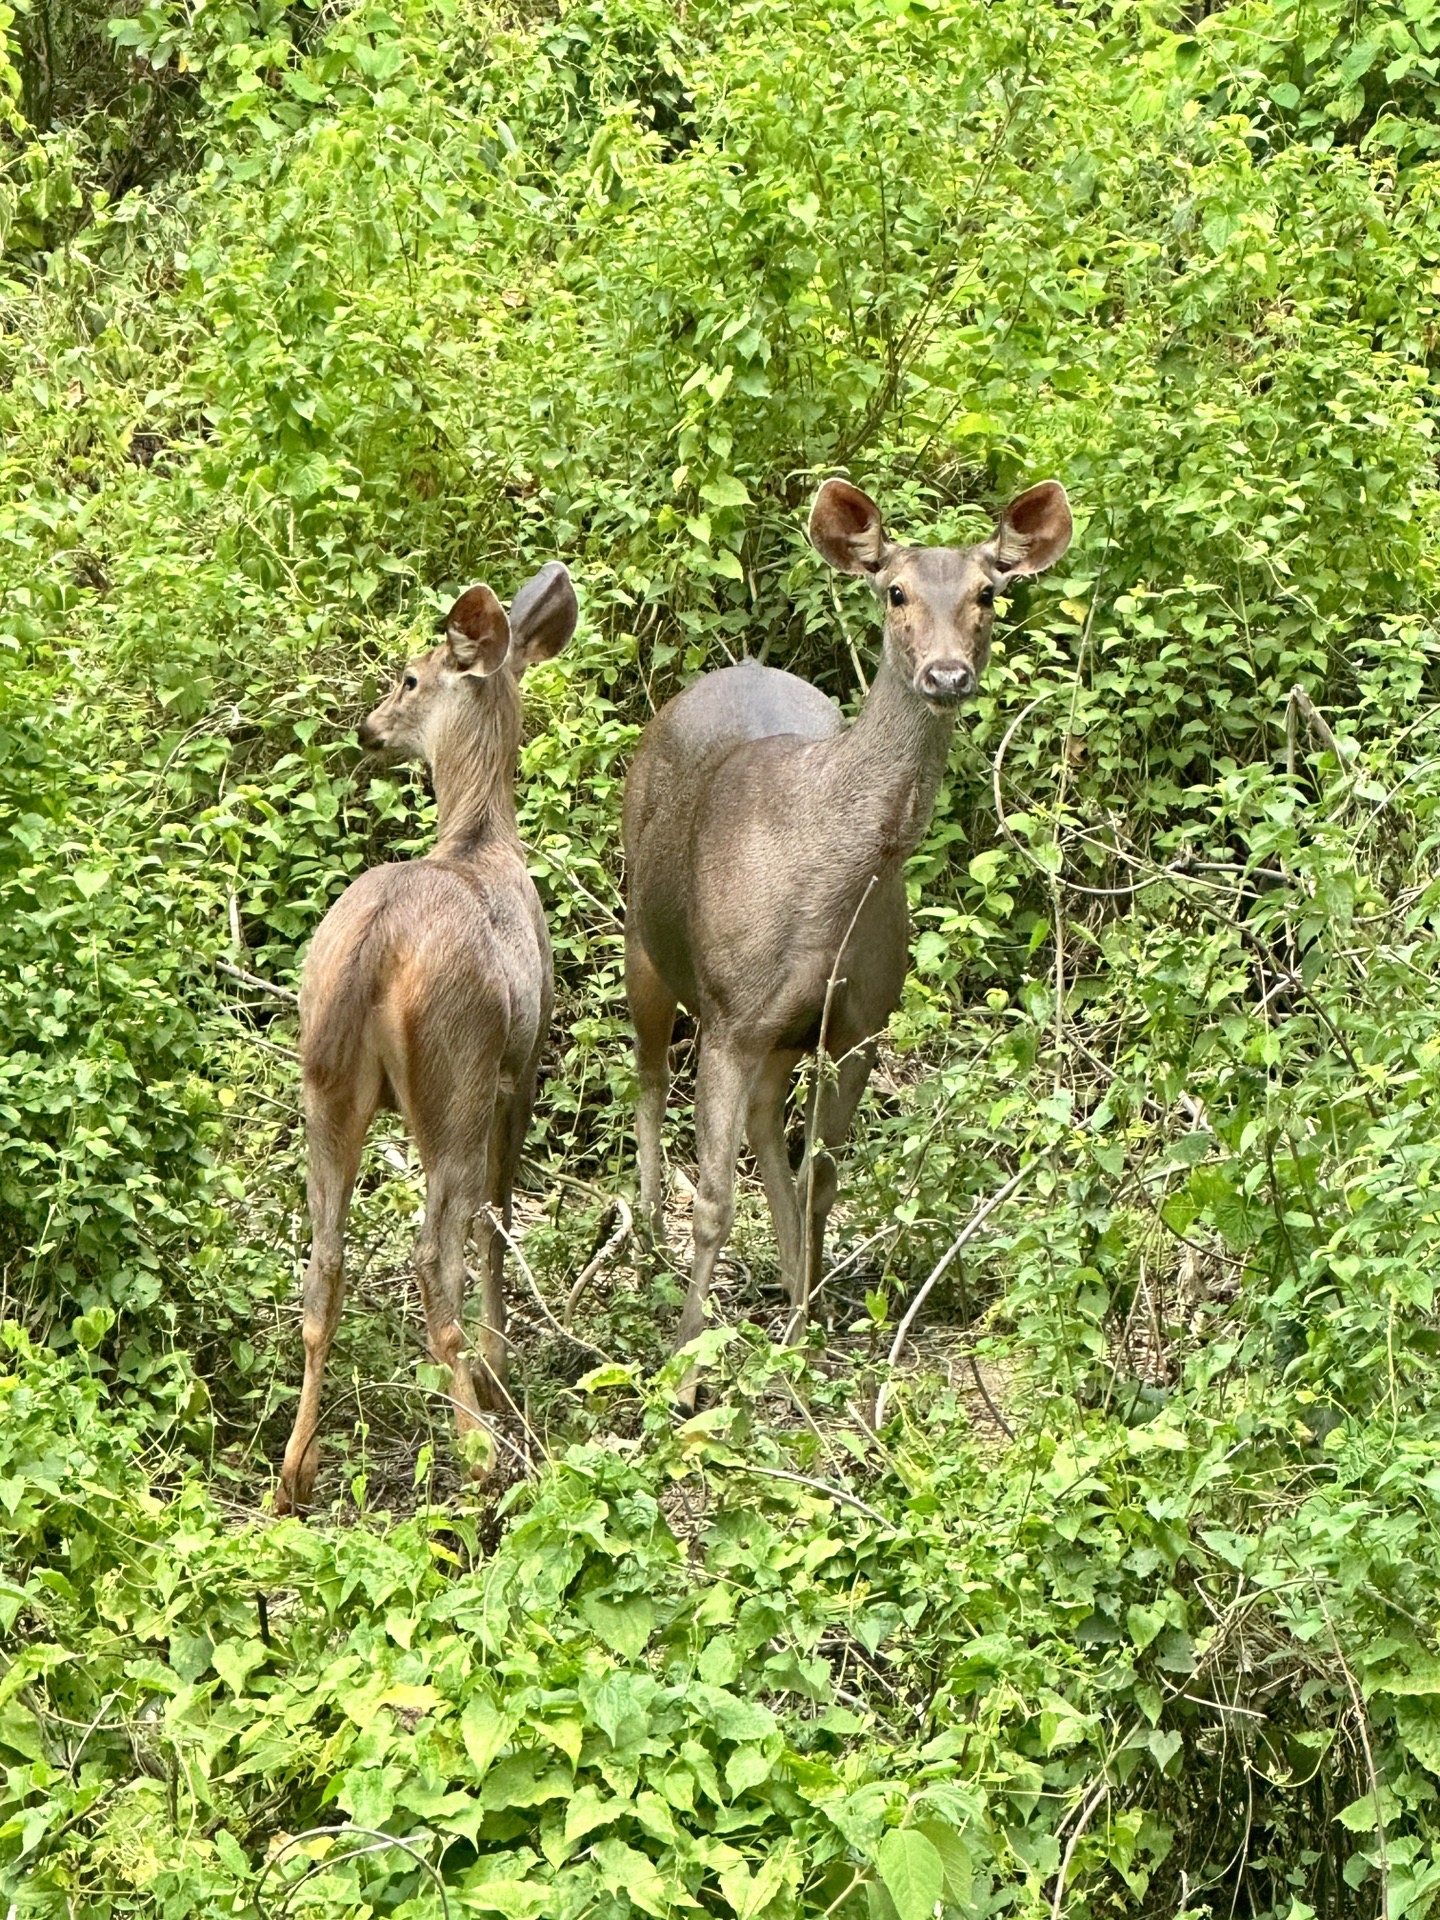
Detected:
left=623, top=479, right=1071, bottom=1375
left=276, top=563, right=578, bottom=1515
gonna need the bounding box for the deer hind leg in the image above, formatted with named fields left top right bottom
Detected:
left=627, top=936, right=676, bottom=1251
left=746, top=1048, right=803, bottom=1306
left=414, top=1158, right=491, bottom=1447
left=470, top=1074, right=535, bottom=1411
left=277, top=1079, right=374, bottom=1516
left=797, top=1040, right=878, bottom=1327
left=403, top=1025, right=505, bottom=1446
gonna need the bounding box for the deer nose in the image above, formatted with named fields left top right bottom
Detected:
left=357, top=718, right=382, bottom=750
left=917, top=660, right=975, bottom=705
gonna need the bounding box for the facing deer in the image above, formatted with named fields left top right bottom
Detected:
left=623, top=479, right=1071, bottom=1385
left=276, top=562, right=578, bottom=1515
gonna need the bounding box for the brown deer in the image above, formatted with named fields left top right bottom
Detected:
left=623, top=479, right=1071, bottom=1380
left=276, top=563, right=578, bottom=1514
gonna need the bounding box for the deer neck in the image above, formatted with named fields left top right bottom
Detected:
left=427, top=688, right=521, bottom=860
left=819, top=652, right=957, bottom=874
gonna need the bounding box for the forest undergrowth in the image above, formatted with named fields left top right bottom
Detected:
left=7, top=0, right=1440, bottom=1914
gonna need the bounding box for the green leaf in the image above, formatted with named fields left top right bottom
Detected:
left=587, top=1669, right=659, bottom=1749
left=1395, top=1700, right=1440, bottom=1776
left=566, top=1784, right=626, bottom=1844
left=461, top=1692, right=513, bottom=1777
left=577, top=1363, right=637, bottom=1393
left=594, top=1839, right=670, bottom=1917
left=213, top=1829, right=250, bottom=1878
left=480, top=1753, right=572, bottom=1810
left=719, top=1850, right=796, bottom=1920
left=338, top=1763, right=405, bottom=1829
left=699, top=475, right=750, bottom=509
left=725, top=1742, right=772, bottom=1795
left=73, top=1305, right=114, bottom=1352
left=464, top=1881, right=549, bottom=1918
left=212, top=1638, right=266, bottom=1696
left=579, top=1591, right=655, bottom=1660
left=1338, top=38, right=1380, bottom=83
left=913, top=1821, right=972, bottom=1907
left=1127, top=1604, right=1165, bottom=1652
left=876, top=1827, right=944, bottom=1920
left=1338, top=1792, right=1390, bottom=1833
left=692, top=1684, right=778, bottom=1744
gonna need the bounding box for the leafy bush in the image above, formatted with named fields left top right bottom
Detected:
left=6, top=0, right=1440, bottom=1911
left=5, top=1321, right=1429, bottom=1917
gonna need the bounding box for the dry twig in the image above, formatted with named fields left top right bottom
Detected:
left=565, top=1193, right=634, bottom=1322
left=215, top=957, right=299, bottom=1004
left=1049, top=1781, right=1109, bottom=1919
left=876, top=1159, right=1039, bottom=1423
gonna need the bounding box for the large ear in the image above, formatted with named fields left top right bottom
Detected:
left=984, top=480, right=1072, bottom=577
left=506, top=561, right=578, bottom=672
left=443, top=583, right=511, bottom=676
left=808, top=478, right=892, bottom=575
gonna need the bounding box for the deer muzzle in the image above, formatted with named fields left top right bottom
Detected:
left=917, top=660, right=975, bottom=706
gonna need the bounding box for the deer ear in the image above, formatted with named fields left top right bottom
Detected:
left=809, top=479, right=891, bottom=575
left=984, top=480, right=1072, bottom=577
left=443, top=584, right=511, bottom=676
left=506, top=561, right=578, bottom=673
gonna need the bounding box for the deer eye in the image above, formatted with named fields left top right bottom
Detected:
left=888, top=584, right=906, bottom=608
left=403, top=674, right=418, bottom=691
left=978, top=586, right=995, bottom=609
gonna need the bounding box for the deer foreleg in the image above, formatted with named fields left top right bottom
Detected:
left=674, top=1038, right=754, bottom=1412
left=747, top=1049, right=803, bottom=1303
left=797, top=1042, right=876, bottom=1325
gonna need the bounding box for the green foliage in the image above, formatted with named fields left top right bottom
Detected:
left=0, top=1322, right=1412, bottom=1917
left=7, top=0, right=1440, bottom=1912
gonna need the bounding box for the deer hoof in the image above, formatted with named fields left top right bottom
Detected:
left=673, top=1369, right=715, bottom=1420
left=276, top=1441, right=320, bottom=1517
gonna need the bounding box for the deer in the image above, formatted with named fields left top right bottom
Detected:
left=623, top=478, right=1071, bottom=1391
left=276, top=562, right=579, bottom=1515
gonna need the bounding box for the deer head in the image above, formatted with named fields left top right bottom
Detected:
left=808, top=479, right=1072, bottom=708
left=357, top=562, right=578, bottom=762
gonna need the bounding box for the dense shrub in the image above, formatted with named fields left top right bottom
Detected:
left=5, top=0, right=1440, bottom=1912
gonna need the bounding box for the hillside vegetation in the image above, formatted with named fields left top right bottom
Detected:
left=5, top=0, right=1440, bottom=1913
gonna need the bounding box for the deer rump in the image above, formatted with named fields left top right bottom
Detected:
left=300, top=852, right=551, bottom=1137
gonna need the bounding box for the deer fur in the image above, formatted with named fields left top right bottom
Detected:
left=623, top=480, right=1071, bottom=1386
left=276, top=562, right=578, bottom=1514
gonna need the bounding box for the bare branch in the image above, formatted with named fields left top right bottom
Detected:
left=215, top=957, right=299, bottom=1004
left=565, top=1193, right=634, bottom=1322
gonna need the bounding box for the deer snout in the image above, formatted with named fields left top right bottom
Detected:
left=357, top=716, right=384, bottom=750
left=917, top=660, right=975, bottom=706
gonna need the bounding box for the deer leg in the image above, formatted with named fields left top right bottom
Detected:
left=472, top=1081, right=532, bottom=1409
left=797, top=1041, right=877, bottom=1327
left=675, top=1037, right=753, bottom=1394
left=627, top=937, right=676, bottom=1251
left=277, top=1091, right=370, bottom=1516
left=414, top=1170, right=490, bottom=1444
left=746, top=1048, right=803, bottom=1303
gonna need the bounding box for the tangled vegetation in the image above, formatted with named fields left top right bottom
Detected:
left=6, top=0, right=1440, bottom=1912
